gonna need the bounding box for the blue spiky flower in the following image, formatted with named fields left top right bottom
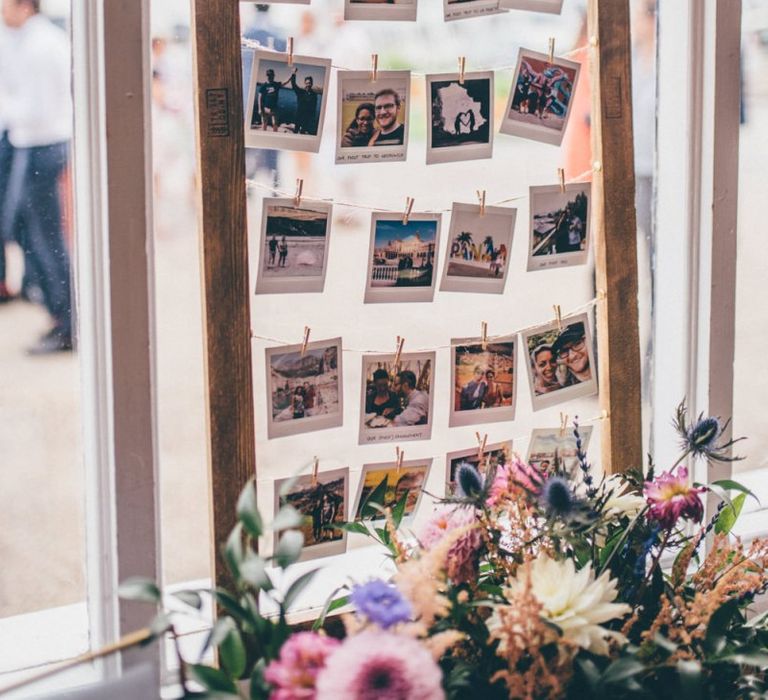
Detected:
left=673, top=401, right=745, bottom=463
left=539, top=476, right=576, bottom=518
left=456, top=462, right=484, bottom=498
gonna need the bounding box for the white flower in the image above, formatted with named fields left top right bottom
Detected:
left=602, top=476, right=646, bottom=518
left=507, top=555, right=631, bottom=655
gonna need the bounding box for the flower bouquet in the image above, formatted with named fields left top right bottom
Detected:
left=122, top=404, right=768, bottom=699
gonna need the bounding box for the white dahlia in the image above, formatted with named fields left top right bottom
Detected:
left=506, top=555, right=631, bottom=655
left=602, top=475, right=646, bottom=519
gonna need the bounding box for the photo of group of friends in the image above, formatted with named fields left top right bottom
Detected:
left=526, top=425, right=593, bottom=473
left=244, top=48, right=580, bottom=157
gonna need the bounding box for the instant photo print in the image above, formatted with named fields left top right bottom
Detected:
left=345, top=0, right=418, bottom=21
left=445, top=441, right=511, bottom=496
left=255, top=197, right=332, bottom=294
left=526, top=426, right=593, bottom=473
left=245, top=50, right=331, bottom=153
left=443, top=0, right=506, bottom=21
left=354, top=458, right=432, bottom=524
left=499, top=0, right=563, bottom=13
left=522, top=312, right=598, bottom=410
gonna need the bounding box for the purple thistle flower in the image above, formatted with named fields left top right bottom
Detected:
left=349, top=580, right=412, bottom=629
left=456, top=461, right=484, bottom=498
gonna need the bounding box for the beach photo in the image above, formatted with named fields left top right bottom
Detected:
left=445, top=441, right=511, bottom=496
left=274, top=467, right=349, bottom=561
left=450, top=337, right=516, bottom=427
left=526, top=426, right=593, bottom=473
left=528, top=183, right=590, bottom=271
left=440, top=202, right=517, bottom=293
left=336, top=70, right=410, bottom=164
left=522, top=313, right=598, bottom=410
left=345, top=0, right=418, bottom=21
left=364, top=213, right=441, bottom=303
left=500, top=48, right=581, bottom=146
left=245, top=51, right=331, bottom=153
left=359, top=352, right=435, bottom=444
left=265, top=337, right=343, bottom=438
left=255, top=198, right=332, bottom=293
left=427, top=71, right=494, bottom=164
left=354, top=459, right=432, bottom=523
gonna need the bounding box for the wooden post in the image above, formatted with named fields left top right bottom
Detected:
left=190, top=0, right=256, bottom=586
left=588, top=0, right=643, bottom=473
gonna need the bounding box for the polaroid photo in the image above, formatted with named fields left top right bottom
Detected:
left=274, top=467, right=349, bottom=562
left=498, top=0, right=563, bottom=13
left=450, top=336, right=516, bottom=427
left=364, top=212, right=441, bottom=303
left=528, top=183, right=591, bottom=271
left=359, top=352, right=436, bottom=445
left=265, top=337, right=343, bottom=439
left=440, top=202, right=517, bottom=293
left=336, top=70, right=411, bottom=164
left=443, top=0, right=506, bottom=21
left=354, top=458, right=432, bottom=523
left=445, top=441, right=512, bottom=496
left=345, top=0, right=418, bottom=21
left=245, top=50, right=331, bottom=153
left=246, top=1, right=310, bottom=4
left=255, top=198, right=332, bottom=294
left=426, top=71, right=494, bottom=164
left=500, top=48, right=581, bottom=146
left=527, top=426, right=593, bottom=473
left=522, top=312, right=598, bottom=410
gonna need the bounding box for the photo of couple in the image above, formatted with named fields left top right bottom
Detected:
left=523, top=314, right=598, bottom=409
left=336, top=71, right=410, bottom=163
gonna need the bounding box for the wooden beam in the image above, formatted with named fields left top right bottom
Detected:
left=190, top=0, right=256, bottom=586
left=588, top=0, right=643, bottom=473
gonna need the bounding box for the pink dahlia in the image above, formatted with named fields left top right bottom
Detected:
left=643, top=465, right=706, bottom=530
left=418, top=505, right=482, bottom=583
left=264, top=631, right=340, bottom=700
left=315, top=630, right=445, bottom=700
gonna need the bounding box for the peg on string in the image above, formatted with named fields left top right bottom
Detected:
left=294, top=178, right=303, bottom=207
left=559, top=413, right=569, bottom=436
left=481, top=321, right=488, bottom=351
left=558, top=168, right=566, bottom=193
left=592, top=160, right=603, bottom=172
left=371, top=53, right=378, bottom=82
left=287, top=37, right=294, bottom=66
left=548, top=37, right=555, bottom=64
left=402, top=197, right=414, bottom=225
left=300, top=326, right=311, bottom=357
left=395, top=446, right=404, bottom=474
left=311, top=456, right=319, bottom=486
left=394, top=335, right=405, bottom=369
left=553, top=304, right=563, bottom=332
left=597, top=289, right=607, bottom=301
left=477, top=189, right=486, bottom=216
left=476, top=432, right=488, bottom=463
left=600, top=409, right=610, bottom=421
left=458, top=56, right=466, bottom=85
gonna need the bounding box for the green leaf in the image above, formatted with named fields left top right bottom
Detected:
left=213, top=589, right=249, bottom=622
left=149, top=611, right=172, bottom=637
left=391, top=490, right=409, bottom=529
left=716, top=649, right=768, bottom=667
left=711, top=479, right=759, bottom=504
left=250, top=659, right=271, bottom=700
left=274, top=530, right=304, bottom=568
left=209, top=617, right=236, bottom=649
left=240, top=554, right=273, bottom=591
left=677, top=659, right=703, bottom=699
left=224, top=523, right=244, bottom=579
left=271, top=504, right=306, bottom=532
left=574, top=657, right=601, bottom=691
left=715, top=492, right=746, bottom=535
left=601, top=657, right=646, bottom=686
left=118, top=577, right=161, bottom=604
left=172, top=590, right=203, bottom=610
left=361, top=476, right=389, bottom=519
left=333, top=521, right=371, bottom=536
left=283, top=568, right=319, bottom=610
left=312, top=588, right=349, bottom=631
left=237, top=481, right=264, bottom=539
left=653, top=632, right=678, bottom=655
left=219, top=625, right=247, bottom=680
left=705, top=599, right=739, bottom=656
left=188, top=664, right=239, bottom=694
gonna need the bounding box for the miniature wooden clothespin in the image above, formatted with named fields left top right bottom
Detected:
left=371, top=54, right=379, bottom=82
left=547, top=37, right=555, bottom=64
left=597, top=289, right=607, bottom=301
left=311, top=456, right=319, bottom=486
left=287, top=37, right=294, bottom=66
left=477, top=189, right=486, bottom=216
left=395, top=446, right=404, bottom=474
left=300, top=326, right=311, bottom=357
left=600, top=409, right=610, bottom=421
left=558, top=168, right=566, bottom=193
left=402, top=197, right=414, bottom=225
left=294, top=178, right=303, bottom=207
left=481, top=321, right=488, bottom=351
left=394, top=335, right=405, bottom=368
left=553, top=304, right=563, bottom=332
left=458, top=56, right=466, bottom=85
left=559, top=413, right=569, bottom=437
left=476, top=432, right=488, bottom=464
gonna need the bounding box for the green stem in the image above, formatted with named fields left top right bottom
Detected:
left=635, top=529, right=672, bottom=604
left=670, top=449, right=691, bottom=470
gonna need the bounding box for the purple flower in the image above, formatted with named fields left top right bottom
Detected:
left=350, top=580, right=412, bottom=629
left=643, top=465, right=706, bottom=530
left=263, top=631, right=340, bottom=700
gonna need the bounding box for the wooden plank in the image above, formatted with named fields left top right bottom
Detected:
left=588, top=0, right=643, bottom=473
left=190, top=0, right=256, bottom=586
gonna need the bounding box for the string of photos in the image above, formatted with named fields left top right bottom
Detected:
left=245, top=0, right=606, bottom=562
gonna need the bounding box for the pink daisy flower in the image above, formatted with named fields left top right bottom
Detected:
left=643, top=465, right=706, bottom=530
left=264, top=631, right=340, bottom=700
left=315, top=630, right=445, bottom=700
left=418, top=505, right=482, bottom=583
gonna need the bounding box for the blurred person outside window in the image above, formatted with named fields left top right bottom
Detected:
left=0, top=0, right=73, bottom=354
